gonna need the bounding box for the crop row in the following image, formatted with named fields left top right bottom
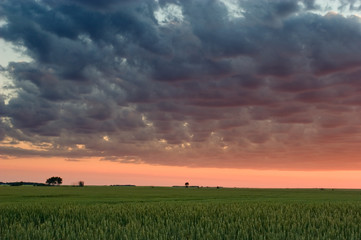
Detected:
left=1, top=202, right=361, bottom=239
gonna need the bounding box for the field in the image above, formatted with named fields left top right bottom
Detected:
left=1, top=186, right=361, bottom=239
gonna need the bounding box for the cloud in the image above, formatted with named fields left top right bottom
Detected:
left=100, top=155, right=143, bottom=164
left=1, top=0, right=361, bottom=170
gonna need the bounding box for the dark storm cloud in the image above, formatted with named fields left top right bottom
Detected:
left=2, top=0, right=361, bottom=169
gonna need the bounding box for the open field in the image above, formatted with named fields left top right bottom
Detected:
left=1, top=186, right=361, bottom=239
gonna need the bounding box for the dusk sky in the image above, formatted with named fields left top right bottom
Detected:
left=2, top=0, right=361, bottom=187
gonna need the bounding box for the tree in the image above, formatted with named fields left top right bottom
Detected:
left=185, top=182, right=189, bottom=188
left=46, top=176, right=63, bottom=186
left=78, top=181, right=84, bottom=187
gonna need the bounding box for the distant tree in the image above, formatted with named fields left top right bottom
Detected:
left=10, top=181, right=24, bottom=186
left=185, top=182, right=189, bottom=188
left=78, top=181, right=84, bottom=187
left=46, top=176, right=62, bottom=186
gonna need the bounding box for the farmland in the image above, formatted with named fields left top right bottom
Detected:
left=1, top=186, right=361, bottom=239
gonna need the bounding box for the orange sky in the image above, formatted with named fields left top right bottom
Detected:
left=2, top=157, right=361, bottom=188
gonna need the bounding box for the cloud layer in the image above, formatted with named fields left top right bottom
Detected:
left=1, top=0, right=361, bottom=170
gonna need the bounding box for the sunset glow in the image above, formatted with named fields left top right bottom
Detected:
left=2, top=0, right=361, bottom=187
left=3, top=157, right=361, bottom=188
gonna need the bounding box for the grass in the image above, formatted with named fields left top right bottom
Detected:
left=1, top=186, right=361, bottom=239
left=3, top=186, right=361, bottom=203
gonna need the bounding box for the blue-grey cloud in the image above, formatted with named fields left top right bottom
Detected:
left=1, top=0, right=361, bottom=170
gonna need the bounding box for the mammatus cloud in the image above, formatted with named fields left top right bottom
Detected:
left=1, top=0, right=361, bottom=170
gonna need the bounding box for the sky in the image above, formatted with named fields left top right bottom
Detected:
left=2, top=0, right=361, bottom=187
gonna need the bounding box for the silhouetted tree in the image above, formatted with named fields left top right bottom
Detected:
left=46, top=176, right=62, bottom=186
left=185, top=182, right=189, bottom=188
left=78, top=181, right=84, bottom=187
